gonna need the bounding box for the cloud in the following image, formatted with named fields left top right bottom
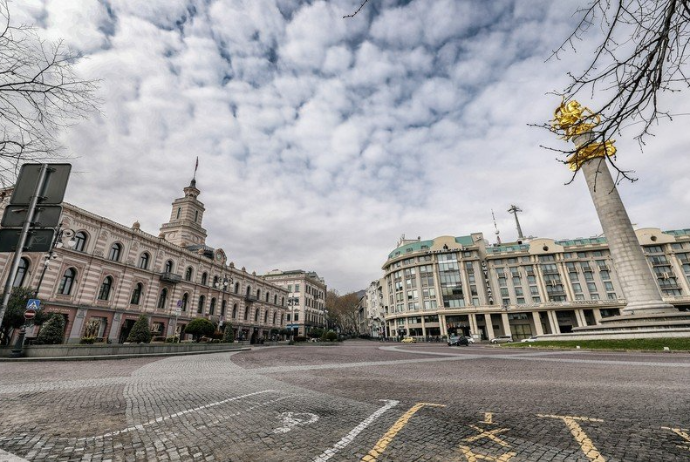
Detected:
left=12, top=0, right=690, bottom=293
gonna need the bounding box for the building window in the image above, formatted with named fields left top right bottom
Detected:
left=273, top=312, right=277, bottom=325
left=181, top=293, right=189, bottom=312
left=255, top=309, right=260, bottom=322
left=98, top=276, right=113, bottom=300
left=244, top=307, right=249, bottom=320
left=201, top=272, right=208, bottom=285
left=164, top=260, right=174, bottom=273
left=209, top=298, right=216, bottom=315
left=295, top=284, right=300, bottom=292
left=234, top=282, right=240, bottom=294
left=221, top=300, right=226, bottom=317
left=12, top=258, right=29, bottom=287
left=264, top=310, right=268, bottom=323
left=233, top=304, right=238, bottom=319
left=58, top=268, right=76, bottom=295
left=130, top=283, right=143, bottom=305
left=176, top=207, right=181, bottom=219
left=157, top=288, right=168, bottom=309
left=73, top=231, right=87, bottom=252
left=194, top=210, right=199, bottom=222
left=108, top=243, right=122, bottom=262
left=138, top=253, right=150, bottom=270
left=197, top=295, right=205, bottom=314
left=185, top=267, right=193, bottom=281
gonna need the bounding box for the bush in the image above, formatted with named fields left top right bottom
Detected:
left=294, top=335, right=307, bottom=342
left=308, top=328, right=324, bottom=339
left=358, top=333, right=371, bottom=339
left=80, top=337, right=96, bottom=344
left=211, top=330, right=224, bottom=340
left=184, top=318, right=216, bottom=341
left=152, top=336, right=166, bottom=342
left=34, top=313, right=65, bottom=345
left=324, top=331, right=338, bottom=341
left=165, top=336, right=179, bottom=343
left=222, top=323, right=235, bottom=343
left=126, top=315, right=152, bottom=343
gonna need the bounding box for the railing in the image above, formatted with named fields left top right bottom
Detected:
left=160, top=272, right=182, bottom=283
left=244, top=295, right=258, bottom=303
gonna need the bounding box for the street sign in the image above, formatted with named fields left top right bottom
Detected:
left=1, top=205, right=63, bottom=228
left=0, top=229, right=55, bottom=252
left=26, top=299, right=41, bottom=311
left=10, top=163, right=72, bottom=205
left=24, top=309, right=36, bottom=320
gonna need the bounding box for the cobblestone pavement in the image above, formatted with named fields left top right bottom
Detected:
left=0, top=341, right=689, bottom=461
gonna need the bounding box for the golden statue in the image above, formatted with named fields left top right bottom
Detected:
left=552, top=99, right=616, bottom=171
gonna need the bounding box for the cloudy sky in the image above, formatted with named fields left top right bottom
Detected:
left=13, top=0, right=690, bottom=293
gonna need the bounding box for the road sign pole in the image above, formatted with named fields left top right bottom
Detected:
left=0, top=164, right=49, bottom=332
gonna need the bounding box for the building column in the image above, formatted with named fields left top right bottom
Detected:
left=500, top=312, right=512, bottom=337
left=484, top=313, right=495, bottom=340
left=593, top=308, right=603, bottom=324
left=68, top=307, right=88, bottom=344
left=531, top=311, right=544, bottom=336
left=110, top=312, right=123, bottom=342
left=547, top=310, right=560, bottom=334
left=469, top=314, right=479, bottom=338
left=574, top=309, right=587, bottom=327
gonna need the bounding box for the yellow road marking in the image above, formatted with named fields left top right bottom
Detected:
left=458, top=446, right=516, bottom=461
left=361, top=402, right=445, bottom=461
left=480, top=412, right=493, bottom=424
left=538, top=414, right=605, bottom=462
left=661, top=426, right=690, bottom=450
left=464, top=425, right=510, bottom=447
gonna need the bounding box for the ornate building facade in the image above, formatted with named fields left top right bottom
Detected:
left=0, top=179, right=288, bottom=344
left=380, top=229, right=690, bottom=341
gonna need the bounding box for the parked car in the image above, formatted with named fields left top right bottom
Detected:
left=401, top=337, right=417, bottom=343
left=490, top=335, right=514, bottom=344
left=521, top=336, right=538, bottom=343
left=448, top=335, right=469, bottom=346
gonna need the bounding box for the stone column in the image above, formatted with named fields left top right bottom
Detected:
left=484, top=314, right=495, bottom=340
left=531, top=312, right=544, bottom=336
left=500, top=312, right=511, bottom=337
left=576, top=144, right=675, bottom=315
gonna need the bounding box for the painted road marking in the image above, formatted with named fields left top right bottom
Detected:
left=361, top=402, right=445, bottom=461
left=312, top=399, right=399, bottom=462
left=538, top=414, right=605, bottom=462
left=274, top=412, right=319, bottom=434
left=464, top=425, right=510, bottom=447
left=0, top=448, right=29, bottom=462
left=661, top=426, right=690, bottom=450
left=84, top=390, right=283, bottom=441
left=479, top=412, right=493, bottom=424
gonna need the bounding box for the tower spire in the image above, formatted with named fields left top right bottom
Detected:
left=491, top=209, right=501, bottom=245
left=507, top=204, right=525, bottom=240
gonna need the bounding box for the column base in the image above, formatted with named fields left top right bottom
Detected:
left=621, top=300, right=677, bottom=316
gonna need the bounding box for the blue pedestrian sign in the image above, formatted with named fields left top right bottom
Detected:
left=26, top=299, right=41, bottom=311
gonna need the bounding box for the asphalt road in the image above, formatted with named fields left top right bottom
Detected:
left=0, top=340, right=688, bottom=461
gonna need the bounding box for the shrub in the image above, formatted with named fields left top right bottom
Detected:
left=165, top=336, right=179, bottom=343
left=126, top=315, right=152, bottom=344
left=358, top=333, right=371, bottom=339
left=184, top=318, right=216, bottom=341
left=80, top=337, right=96, bottom=344
left=34, top=313, right=66, bottom=345
left=222, top=323, right=235, bottom=343
left=308, top=328, right=324, bottom=339
left=152, top=336, right=166, bottom=342
left=324, top=331, right=338, bottom=341
left=294, top=335, right=307, bottom=342
left=211, top=330, right=224, bottom=340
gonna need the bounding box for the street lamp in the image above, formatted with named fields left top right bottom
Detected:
left=287, top=297, right=297, bottom=342
left=34, top=223, right=76, bottom=298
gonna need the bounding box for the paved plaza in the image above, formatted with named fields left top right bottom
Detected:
left=0, top=341, right=688, bottom=461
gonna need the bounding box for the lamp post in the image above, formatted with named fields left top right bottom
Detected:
left=34, top=222, right=76, bottom=298
left=287, top=297, right=297, bottom=342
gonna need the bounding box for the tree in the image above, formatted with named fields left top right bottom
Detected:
left=34, top=313, right=65, bottom=345
left=0, top=0, right=98, bottom=186
left=222, top=322, right=235, bottom=343
left=549, top=0, right=690, bottom=181
left=0, top=286, right=33, bottom=345
left=184, top=317, right=216, bottom=342
left=126, top=315, right=152, bottom=344
left=325, top=290, right=361, bottom=335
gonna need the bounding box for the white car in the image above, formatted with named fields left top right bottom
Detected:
left=521, top=336, right=538, bottom=343
left=490, top=335, right=513, bottom=344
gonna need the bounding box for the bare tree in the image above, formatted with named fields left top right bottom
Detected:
left=548, top=0, right=690, bottom=182
left=0, top=0, right=98, bottom=186
left=325, top=289, right=360, bottom=335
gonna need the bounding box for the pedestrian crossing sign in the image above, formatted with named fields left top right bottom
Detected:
left=26, top=299, right=41, bottom=311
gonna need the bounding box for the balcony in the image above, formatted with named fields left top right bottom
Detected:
left=160, top=272, right=182, bottom=284
left=244, top=294, right=258, bottom=303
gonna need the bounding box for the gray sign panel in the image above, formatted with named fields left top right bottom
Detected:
left=1, top=205, right=62, bottom=228
left=0, top=229, right=55, bottom=252
left=10, top=163, right=72, bottom=205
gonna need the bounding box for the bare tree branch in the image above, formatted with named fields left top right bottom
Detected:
left=344, top=0, right=371, bottom=19
left=0, top=0, right=99, bottom=187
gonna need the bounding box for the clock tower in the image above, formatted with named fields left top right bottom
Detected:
left=159, top=178, right=208, bottom=247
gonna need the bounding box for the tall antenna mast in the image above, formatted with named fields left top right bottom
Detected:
left=491, top=210, right=502, bottom=245
left=507, top=204, right=525, bottom=240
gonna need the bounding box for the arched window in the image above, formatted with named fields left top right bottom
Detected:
left=201, top=272, right=208, bottom=285
left=274, top=295, right=277, bottom=305
left=108, top=243, right=122, bottom=262
left=265, top=292, right=269, bottom=302
left=157, top=288, right=168, bottom=309
left=264, top=310, right=268, bottom=323
left=244, top=306, right=249, bottom=320
left=130, top=283, right=143, bottom=305
left=194, top=210, right=199, bottom=222
left=234, top=282, right=239, bottom=294
left=198, top=295, right=205, bottom=314
left=138, top=253, right=150, bottom=269
left=213, top=276, right=219, bottom=288
left=232, top=304, right=238, bottom=319
left=73, top=231, right=87, bottom=252
left=12, top=258, right=29, bottom=287
left=58, top=268, right=76, bottom=295
left=281, top=297, right=285, bottom=306
left=272, top=312, right=277, bottom=325
left=209, top=297, right=216, bottom=315
left=185, top=267, right=193, bottom=281
left=176, top=207, right=181, bottom=219
left=256, top=288, right=261, bottom=299
left=164, top=260, right=174, bottom=273
left=181, top=292, right=189, bottom=312
left=221, top=300, right=227, bottom=317
left=98, top=276, right=113, bottom=300
left=254, top=309, right=259, bottom=322
left=246, top=285, right=251, bottom=297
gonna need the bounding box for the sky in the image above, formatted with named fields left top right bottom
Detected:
left=12, top=0, right=690, bottom=293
